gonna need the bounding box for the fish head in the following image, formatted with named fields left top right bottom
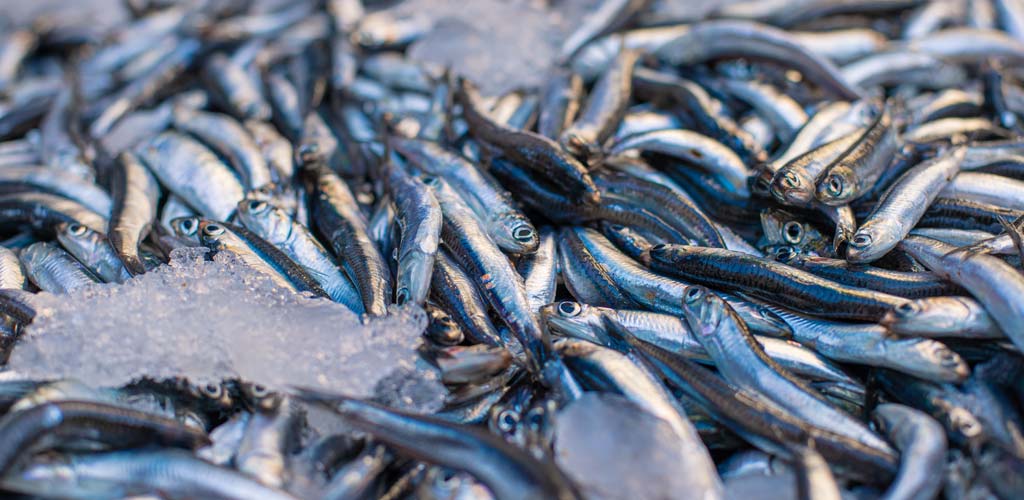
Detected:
left=491, top=214, right=539, bottom=255
left=170, top=216, right=203, bottom=245
left=770, top=169, right=813, bottom=205
left=541, top=301, right=606, bottom=344
left=892, top=338, right=970, bottom=382
left=817, top=165, right=856, bottom=204
left=237, top=198, right=292, bottom=244
left=846, top=225, right=893, bottom=263
left=880, top=296, right=976, bottom=335
left=55, top=222, right=103, bottom=260
left=197, top=220, right=230, bottom=250
left=680, top=286, right=725, bottom=339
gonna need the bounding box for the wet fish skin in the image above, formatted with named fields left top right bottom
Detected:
left=430, top=250, right=504, bottom=347
left=0, top=400, right=210, bottom=477
left=816, top=104, right=899, bottom=206
left=55, top=223, right=132, bottom=284
left=455, top=78, right=600, bottom=205
left=297, top=389, right=582, bottom=500
left=560, top=49, right=639, bottom=161
left=538, top=69, right=583, bottom=140
left=848, top=146, right=965, bottom=263
left=236, top=199, right=363, bottom=313
left=20, top=242, right=100, bottom=294
left=307, top=166, right=391, bottom=316
left=108, top=152, right=159, bottom=276
left=386, top=163, right=441, bottom=306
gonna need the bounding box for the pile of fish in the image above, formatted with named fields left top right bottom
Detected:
left=3, top=0, right=1024, bottom=498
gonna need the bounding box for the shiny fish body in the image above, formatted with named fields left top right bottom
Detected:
left=55, top=224, right=131, bottom=284
left=391, top=137, right=539, bottom=255
left=136, top=132, right=245, bottom=222
left=236, top=199, right=363, bottom=313
left=20, top=242, right=100, bottom=294
left=848, top=146, right=965, bottom=263
left=387, top=164, right=441, bottom=306
left=108, top=152, right=159, bottom=276
left=308, top=167, right=391, bottom=316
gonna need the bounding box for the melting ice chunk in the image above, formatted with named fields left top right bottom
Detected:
left=554, top=392, right=700, bottom=500
left=6, top=248, right=446, bottom=411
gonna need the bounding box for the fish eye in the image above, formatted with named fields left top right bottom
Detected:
left=851, top=233, right=872, bottom=248
left=68, top=224, right=87, bottom=237
left=496, top=409, right=518, bottom=433
left=201, top=383, right=223, bottom=399
left=774, top=246, right=796, bottom=262
left=247, top=200, right=269, bottom=213
left=782, top=221, right=803, bottom=244
left=513, top=226, right=535, bottom=242
left=525, top=407, right=545, bottom=430
left=609, top=224, right=625, bottom=232
left=826, top=174, right=844, bottom=196
left=396, top=288, right=410, bottom=305
left=203, top=224, right=225, bottom=236
left=781, top=171, right=801, bottom=188
left=894, top=301, right=919, bottom=317
left=557, top=301, right=581, bottom=317
left=421, top=176, right=439, bottom=186
left=650, top=244, right=667, bottom=252
left=250, top=384, right=269, bottom=398
left=685, top=287, right=704, bottom=303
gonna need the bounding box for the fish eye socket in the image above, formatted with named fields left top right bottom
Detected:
left=685, top=287, right=703, bottom=303
left=251, top=384, right=268, bottom=397
left=827, top=175, right=844, bottom=196
left=203, top=224, right=224, bottom=236
left=513, top=226, right=535, bottom=242
left=782, top=171, right=800, bottom=188
left=422, top=176, right=439, bottom=186
left=609, top=224, right=625, bottom=231
left=895, top=301, right=919, bottom=316
left=774, top=246, right=795, bottom=262
left=68, top=224, right=87, bottom=236
left=247, top=200, right=268, bottom=213
left=557, top=302, right=581, bottom=317
left=201, top=383, right=222, bottom=398
left=497, top=410, right=518, bottom=433
left=782, top=221, right=803, bottom=244
left=851, top=233, right=872, bottom=247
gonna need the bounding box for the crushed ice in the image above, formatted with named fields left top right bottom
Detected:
left=6, top=248, right=446, bottom=411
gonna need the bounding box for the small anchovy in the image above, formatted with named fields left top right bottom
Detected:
left=108, top=152, right=159, bottom=275
left=236, top=199, right=362, bottom=313
left=816, top=104, right=898, bottom=206
left=680, top=287, right=894, bottom=454
left=778, top=253, right=963, bottom=299
left=20, top=241, right=100, bottom=294
left=0, top=165, right=112, bottom=216
left=455, top=78, right=600, bottom=205
left=792, top=28, right=887, bottom=64
left=516, top=227, right=559, bottom=316
left=433, top=344, right=513, bottom=385
left=5, top=449, right=298, bottom=500
left=0, top=400, right=210, bottom=476
left=940, top=171, right=1024, bottom=211
left=770, top=127, right=865, bottom=208
left=719, top=78, right=808, bottom=145
left=386, top=163, right=441, bottom=306
left=426, top=176, right=545, bottom=371
left=655, top=20, right=862, bottom=100
left=296, top=388, right=582, bottom=500
left=905, top=117, right=1012, bottom=143
left=610, top=129, right=751, bottom=197
left=198, top=220, right=330, bottom=298
left=872, top=403, right=948, bottom=500
left=847, top=145, right=966, bottom=263
left=307, top=166, right=391, bottom=316
left=55, top=223, right=131, bottom=284
left=900, top=236, right=1024, bottom=352
left=136, top=131, right=245, bottom=222
left=538, top=69, right=583, bottom=139
left=172, top=108, right=274, bottom=191
left=235, top=395, right=303, bottom=488
left=430, top=249, right=504, bottom=347
left=244, top=120, right=296, bottom=183
left=650, top=244, right=907, bottom=321
left=905, top=27, right=1024, bottom=63
left=202, top=52, right=272, bottom=122
left=560, top=49, right=639, bottom=161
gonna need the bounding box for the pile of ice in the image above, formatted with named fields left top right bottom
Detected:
left=399, top=0, right=598, bottom=95
left=554, top=393, right=697, bottom=500
left=6, top=248, right=446, bottom=410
